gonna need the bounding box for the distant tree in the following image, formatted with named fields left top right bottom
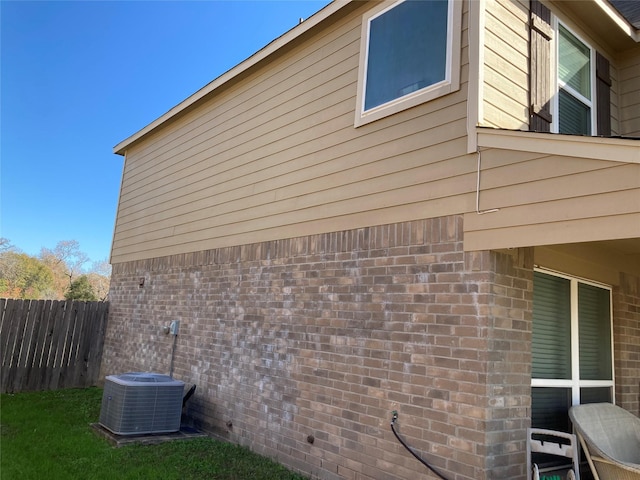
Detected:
left=20, top=255, right=55, bottom=299
left=40, top=240, right=89, bottom=295
left=90, top=259, right=111, bottom=277
left=0, top=252, right=54, bottom=299
left=0, top=239, right=109, bottom=300
left=0, top=250, right=20, bottom=297
left=0, top=237, right=13, bottom=252
left=65, top=275, right=98, bottom=301
left=86, top=259, right=111, bottom=301
left=38, top=253, right=68, bottom=298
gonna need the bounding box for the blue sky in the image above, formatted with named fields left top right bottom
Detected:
left=1, top=0, right=329, bottom=266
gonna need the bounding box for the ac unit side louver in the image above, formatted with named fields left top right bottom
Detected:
left=99, top=372, right=185, bottom=435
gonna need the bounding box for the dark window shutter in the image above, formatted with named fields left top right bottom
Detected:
left=529, top=0, right=553, bottom=132
left=596, top=52, right=611, bottom=136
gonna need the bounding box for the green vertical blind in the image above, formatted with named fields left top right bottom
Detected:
left=579, top=283, right=612, bottom=380
left=531, top=387, right=571, bottom=432
left=558, top=90, right=591, bottom=135
left=532, top=272, right=572, bottom=379
left=580, top=387, right=611, bottom=404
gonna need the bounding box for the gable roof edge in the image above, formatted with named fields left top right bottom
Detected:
left=113, top=0, right=350, bottom=156
left=598, top=0, right=640, bottom=41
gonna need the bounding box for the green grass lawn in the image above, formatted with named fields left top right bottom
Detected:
left=0, top=388, right=308, bottom=480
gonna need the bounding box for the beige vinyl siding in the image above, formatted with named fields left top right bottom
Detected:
left=481, top=0, right=529, bottom=129
left=618, top=49, right=640, bottom=137
left=464, top=149, right=640, bottom=250
left=111, top=2, right=472, bottom=264
left=118, top=24, right=361, bottom=206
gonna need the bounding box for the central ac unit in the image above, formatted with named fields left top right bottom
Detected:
left=99, top=372, right=185, bottom=435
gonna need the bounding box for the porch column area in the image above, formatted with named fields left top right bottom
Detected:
left=469, top=248, right=533, bottom=479
left=613, top=272, right=640, bottom=416
left=102, top=215, right=533, bottom=480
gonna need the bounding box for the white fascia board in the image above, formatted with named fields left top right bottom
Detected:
left=596, top=0, right=640, bottom=43
left=113, top=0, right=350, bottom=156
left=477, top=128, right=640, bottom=164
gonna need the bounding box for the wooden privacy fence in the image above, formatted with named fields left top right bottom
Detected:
left=0, top=299, right=109, bottom=393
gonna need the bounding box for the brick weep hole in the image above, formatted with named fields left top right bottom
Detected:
left=101, top=214, right=639, bottom=480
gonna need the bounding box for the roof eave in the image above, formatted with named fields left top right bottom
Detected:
left=113, top=0, right=351, bottom=156
left=598, top=0, right=640, bottom=42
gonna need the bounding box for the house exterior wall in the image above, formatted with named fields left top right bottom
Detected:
left=103, top=215, right=536, bottom=480
left=104, top=1, right=639, bottom=479
left=110, top=1, right=473, bottom=265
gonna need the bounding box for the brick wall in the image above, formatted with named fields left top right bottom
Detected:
left=477, top=249, right=533, bottom=479
left=613, top=272, right=640, bottom=416
left=102, top=215, right=535, bottom=480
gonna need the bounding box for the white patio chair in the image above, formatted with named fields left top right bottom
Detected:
left=527, top=428, right=579, bottom=480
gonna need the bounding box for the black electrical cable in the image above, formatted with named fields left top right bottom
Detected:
left=390, top=411, right=451, bottom=480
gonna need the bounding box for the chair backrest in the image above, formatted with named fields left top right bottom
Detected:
left=569, top=403, right=640, bottom=465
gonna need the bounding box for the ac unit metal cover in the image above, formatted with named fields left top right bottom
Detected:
left=99, top=372, right=185, bottom=435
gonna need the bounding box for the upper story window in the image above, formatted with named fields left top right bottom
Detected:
left=529, top=0, right=611, bottom=136
left=555, top=23, right=594, bottom=135
left=355, top=0, right=461, bottom=127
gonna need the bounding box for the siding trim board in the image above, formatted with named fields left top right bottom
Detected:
left=477, top=128, right=640, bottom=163
left=466, top=0, right=484, bottom=153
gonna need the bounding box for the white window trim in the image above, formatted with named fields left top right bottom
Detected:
left=354, top=0, right=462, bottom=127
left=532, top=268, right=615, bottom=407
left=552, top=20, right=597, bottom=136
